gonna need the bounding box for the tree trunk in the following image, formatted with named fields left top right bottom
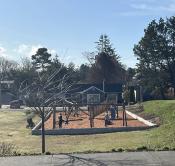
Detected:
left=41, top=107, right=45, bottom=153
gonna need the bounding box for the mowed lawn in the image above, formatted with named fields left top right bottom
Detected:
left=0, top=100, right=175, bottom=154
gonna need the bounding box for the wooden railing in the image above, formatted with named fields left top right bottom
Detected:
left=88, top=102, right=111, bottom=118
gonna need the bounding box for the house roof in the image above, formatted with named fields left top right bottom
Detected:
left=68, top=83, right=123, bottom=94
left=79, top=86, right=105, bottom=94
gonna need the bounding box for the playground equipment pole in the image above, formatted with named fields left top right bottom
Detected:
left=53, top=106, right=56, bottom=129
left=122, top=103, right=127, bottom=126
left=41, top=107, right=45, bottom=153
left=124, top=110, right=127, bottom=126
left=122, top=103, right=125, bottom=126
left=89, top=105, right=94, bottom=128
left=116, top=105, right=119, bottom=118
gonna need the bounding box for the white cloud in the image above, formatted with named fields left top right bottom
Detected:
left=14, top=44, right=57, bottom=58
left=0, top=46, right=7, bottom=57
left=48, top=49, right=56, bottom=55
left=131, top=3, right=175, bottom=12
left=120, top=1, right=175, bottom=16
left=119, top=11, right=151, bottom=16
left=130, top=4, right=151, bottom=10
left=16, top=44, right=29, bottom=54
left=159, top=3, right=175, bottom=12
left=28, top=45, right=43, bottom=57
left=130, top=2, right=175, bottom=12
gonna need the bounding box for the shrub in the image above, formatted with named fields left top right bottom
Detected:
left=111, top=148, right=117, bottom=152
left=0, top=142, right=18, bottom=156
left=163, top=147, right=169, bottom=151
left=45, top=151, right=51, bottom=155
left=136, top=146, right=148, bottom=151
left=117, top=148, right=124, bottom=152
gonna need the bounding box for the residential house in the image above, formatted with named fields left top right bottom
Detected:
left=67, top=83, right=123, bottom=105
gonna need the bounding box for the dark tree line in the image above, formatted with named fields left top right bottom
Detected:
left=134, top=16, right=175, bottom=99
left=0, top=35, right=126, bottom=97
left=2, top=20, right=175, bottom=101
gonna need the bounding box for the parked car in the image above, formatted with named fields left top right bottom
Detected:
left=10, top=100, right=23, bottom=109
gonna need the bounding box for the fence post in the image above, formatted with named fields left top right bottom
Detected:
left=89, top=105, right=94, bottom=128
left=122, top=103, right=125, bottom=126
left=53, top=106, right=56, bottom=129
left=116, top=105, right=119, bottom=119
left=124, top=110, right=127, bottom=126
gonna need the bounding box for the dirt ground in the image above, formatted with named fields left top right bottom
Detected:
left=45, top=110, right=146, bottom=129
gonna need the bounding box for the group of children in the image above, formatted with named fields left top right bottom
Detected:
left=57, top=104, right=118, bottom=128
left=104, top=105, right=118, bottom=127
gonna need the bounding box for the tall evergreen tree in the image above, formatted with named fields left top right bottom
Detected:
left=95, top=34, right=120, bottom=60
left=134, top=16, right=175, bottom=98
left=32, top=48, right=52, bottom=71
left=88, top=34, right=125, bottom=83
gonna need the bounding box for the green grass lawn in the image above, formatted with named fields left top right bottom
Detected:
left=0, top=100, right=175, bottom=154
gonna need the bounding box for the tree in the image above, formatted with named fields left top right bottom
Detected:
left=10, top=58, right=37, bottom=96
left=21, top=57, right=34, bottom=71
left=122, top=86, right=130, bottom=104
left=134, top=17, right=175, bottom=98
left=20, top=68, right=71, bottom=153
left=32, top=48, right=52, bottom=71
left=67, top=62, right=81, bottom=83
left=95, top=34, right=120, bottom=60
left=47, top=55, right=65, bottom=80
left=48, top=55, right=62, bottom=72
left=0, top=57, right=18, bottom=79
left=78, top=64, right=90, bottom=82
left=0, top=57, right=18, bottom=97
left=87, top=34, right=125, bottom=83
left=126, top=68, right=136, bottom=82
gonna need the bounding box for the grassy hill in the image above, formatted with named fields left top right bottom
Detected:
left=0, top=100, right=175, bottom=155
left=142, top=100, right=175, bottom=150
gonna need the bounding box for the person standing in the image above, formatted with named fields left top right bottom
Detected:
left=58, top=113, right=63, bottom=128
left=104, top=112, right=110, bottom=127
left=110, top=105, right=116, bottom=120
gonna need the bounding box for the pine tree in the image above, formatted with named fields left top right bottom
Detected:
left=95, top=34, right=120, bottom=59
left=88, top=34, right=125, bottom=83
left=32, top=48, right=52, bottom=71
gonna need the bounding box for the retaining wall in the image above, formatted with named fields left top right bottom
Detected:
left=32, top=125, right=156, bottom=135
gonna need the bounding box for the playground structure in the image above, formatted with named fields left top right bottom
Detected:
left=50, top=99, right=128, bottom=129
left=32, top=99, right=157, bottom=135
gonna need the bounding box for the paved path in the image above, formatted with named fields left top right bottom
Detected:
left=0, top=151, right=175, bottom=166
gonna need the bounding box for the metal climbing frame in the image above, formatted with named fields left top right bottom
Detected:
left=52, top=102, right=128, bottom=129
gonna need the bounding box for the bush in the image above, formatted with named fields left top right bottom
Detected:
left=0, top=142, right=18, bottom=156
left=45, top=151, right=51, bottom=155
left=163, top=147, right=169, bottom=151
left=136, top=146, right=148, bottom=151
left=111, top=148, right=117, bottom=152
left=117, top=148, right=124, bottom=152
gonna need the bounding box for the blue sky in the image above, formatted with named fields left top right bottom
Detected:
left=0, top=0, right=175, bottom=68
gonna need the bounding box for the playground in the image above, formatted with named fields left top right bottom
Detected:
left=29, top=102, right=158, bottom=136
left=45, top=108, right=147, bottom=130
left=0, top=100, right=173, bottom=154
left=31, top=99, right=158, bottom=135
